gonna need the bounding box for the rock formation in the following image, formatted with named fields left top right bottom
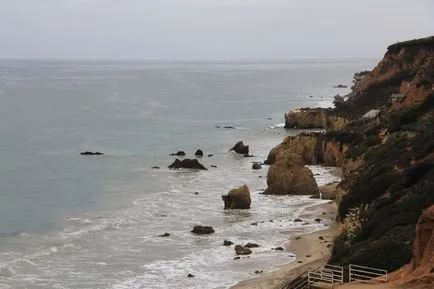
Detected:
left=195, top=149, right=203, bottom=157
left=191, top=225, right=214, bottom=235
left=284, top=108, right=349, bottom=131
left=230, top=141, right=249, bottom=155
left=222, top=185, right=251, bottom=209
left=168, top=159, right=207, bottom=170
left=80, top=151, right=103, bottom=155
left=170, top=151, right=186, bottom=156
left=264, top=150, right=319, bottom=195
left=235, top=245, right=252, bottom=255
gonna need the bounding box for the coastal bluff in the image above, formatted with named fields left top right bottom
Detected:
left=266, top=36, right=434, bottom=280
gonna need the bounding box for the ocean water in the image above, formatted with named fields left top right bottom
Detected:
left=0, top=59, right=376, bottom=289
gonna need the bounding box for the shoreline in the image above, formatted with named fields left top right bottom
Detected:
left=231, top=201, right=340, bottom=289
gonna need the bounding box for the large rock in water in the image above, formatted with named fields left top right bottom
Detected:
left=235, top=245, right=252, bottom=255
left=168, top=159, right=207, bottom=170
left=230, top=141, right=249, bottom=155
left=221, top=184, right=251, bottom=209
left=264, top=151, right=319, bottom=195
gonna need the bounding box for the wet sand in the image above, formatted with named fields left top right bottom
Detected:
left=231, top=201, right=340, bottom=289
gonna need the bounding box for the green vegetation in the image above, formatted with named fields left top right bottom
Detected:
left=387, top=36, right=434, bottom=53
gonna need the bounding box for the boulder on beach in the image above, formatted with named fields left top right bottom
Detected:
left=245, top=243, right=260, bottom=248
left=80, top=151, right=103, bottom=155
left=191, top=225, right=214, bottom=235
left=235, top=245, right=252, bottom=255
left=195, top=149, right=203, bottom=157
left=170, top=151, right=186, bottom=156
left=230, top=141, right=249, bottom=155
left=221, top=184, right=251, bottom=210
left=223, top=240, right=234, bottom=246
left=168, top=159, right=207, bottom=170
left=264, top=151, right=319, bottom=195
left=252, top=163, right=262, bottom=170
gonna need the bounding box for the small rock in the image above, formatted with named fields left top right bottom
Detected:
left=194, top=192, right=199, bottom=195
left=244, top=243, right=260, bottom=248
left=230, top=141, right=249, bottom=154
left=211, top=165, right=217, bottom=168
left=159, top=233, right=170, bottom=237
left=195, top=149, right=203, bottom=157
left=224, top=126, right=236, bottom=129
left=191, top=225, right=214, bottom=235
left=151, top=166, right=160, bottom=169
left=302, top=222, right=309, bottom=225
left=187, top=274, right=195, bottom=278
left=170, top=151, right=186, bottom=156
left=309, top=95, right=313, bottom=98
left=306, top=254, right=311, bottom=258
left=252, top=163, right=262, bottom=170
left=258, top=176, right=263, bottom=178
left=235, top=245, right=252, bottom=255
left=251, top=222, right=258, bottom=226
left=297, top=261, right=303, bottom=263
left=315, top=218, right=321, bottom=222
left=294, top=218, right=302, bottom=222
left=254, top=270, right=263, bottom=274
left=207, top=154, right=213, bottom=157
left=327, top=244, right=332, bottom=248
left=322, top=212, right=327, bottom=215
left=319, top=236, right=324, bottom=240
left=233, top=256, right=240, bottom=260
left=295, top=236, right=302, bottom=240
left=223, top=240, right=233, bottom=246
left=269, top=220, right=274, bottom=223
left=80, top=151, right=103, bottom=155
left=273, top=247, right=284, bottom=251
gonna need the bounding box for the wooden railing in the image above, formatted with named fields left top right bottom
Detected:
left=349, top=264, right=388, bottom=283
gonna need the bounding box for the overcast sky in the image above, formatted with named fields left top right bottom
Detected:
left=0, top=0, right=432, bottom=60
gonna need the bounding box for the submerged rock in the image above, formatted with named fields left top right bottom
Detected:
left=168, top=159, right=207, bottom=170
left=245, top=243, right=260, bottom=248
left=252, top=163, right=262, bottom=170
left=223, top=240, right=234, bottom=246
left=170, top=151, right=186, bottom=156
left=235, top=245, right=252, bottom=255
left=222, top=185, right=251, bottom=210
left=195, top=149, right=203, bottom=157
left=191, top=225, right=214, bottom=235
left=159, top=233, right=170, bottom=237
left=80, top=151, right=103, bottom=155
left=230, top=141, right=249, bottom=155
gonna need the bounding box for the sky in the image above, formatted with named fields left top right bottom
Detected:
left=0, top=0, right=433, bottom=60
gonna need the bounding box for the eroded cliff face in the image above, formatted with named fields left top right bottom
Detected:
left=284, top=108, right=349, bottom=131
left=265, top=133, right=346, bottom=167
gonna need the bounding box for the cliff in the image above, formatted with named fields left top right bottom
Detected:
left=268, top=36, right=434, bottom=274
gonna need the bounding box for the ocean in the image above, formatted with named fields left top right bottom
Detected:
left=0, top=59, right=376, bottom=289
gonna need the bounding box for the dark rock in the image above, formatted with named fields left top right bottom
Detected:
left=191, top=225, right=214, bottom=235
left=295, top=236, right=302, bottom=240
left=223, top=240, right=233, bottom=246
left=302, top=222, right=309, bottom=225
left=195, top=150, right=203, bottom=157
left=211, top=165, right=217, bottom=168
left=251, top=222, right=258, bottom=226
left=269, top=220, right=274, bottom=223
left=243, top=154, right=254, bottom=158
left=233, top=256, right=240, bottom=260
left=230, top=141, right=249, bottom=155
left=258, top=176, right=263, bottom=178
left=187, top=274, right=195, bottom=278
left=207, top=154, right=214, bottom=157
left=273, top=247, right=284, bottom=251
left=252, top=163, right=262, bottom=170
left=315, top=218, right=322, bottom=222
left=169, top=159, right=207, bottom=170
left=80, top=151, right=103, bottom=155
left=224, top=126, right=236, bottom=129
left=319, top=236, right=324, bottom=240
left=235, top=245, right=252, bottom=255
left=297, top=261, right=303, bottom=263
left=306, top=254, right=311, bottom=257
left=245, top=243, right=260, bottom=248
left=334, top=84, right=348, bottom=88
left=327, top=244, right=332, bottom=248
left=194, top=192, right=199, bottom=195
left=159, top=233, right=170, bottom=237
left=254, top=270, right=263, bottom=274
left=170, top=151, right=186, bottom=156
left=151, top=166, right=160, bottom=169
left=294, top=218, right=302, bottom=222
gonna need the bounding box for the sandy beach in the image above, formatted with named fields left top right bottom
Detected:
left=231, top=201, right=340, bottom=289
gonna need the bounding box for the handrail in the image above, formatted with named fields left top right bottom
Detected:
left=349, top=264, right=388, bottom=283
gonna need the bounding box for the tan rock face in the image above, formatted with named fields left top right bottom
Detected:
left=264, top=150, right=319, bottom=195
left=222, top=184, right=251, bottom=209
left=284, top=108, right=349, bottom=131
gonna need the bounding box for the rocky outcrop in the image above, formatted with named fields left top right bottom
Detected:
left=252, top=163, right=262, bottom=170
left=264, top=151, right=319, bottom=195
left=265, top=133, right=346, bottom=167
left=230, top=141, right=249, bottom=155
left=168, top=159, right=207, bottom=170
left=222, top=185, right=251, bottom=209
left=195, top=150, right=203, bottom=157
left=191, top=225, right=214, bottom=235
left=284, top=108, right=349, bottom=131
left=235, top=245, right=252, bottom=255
